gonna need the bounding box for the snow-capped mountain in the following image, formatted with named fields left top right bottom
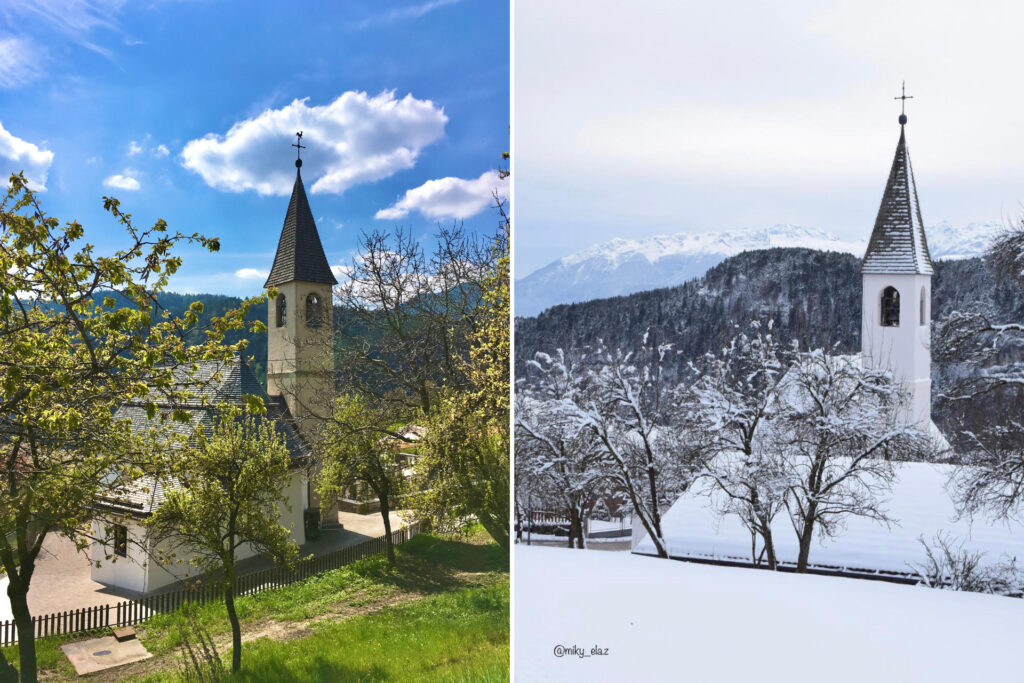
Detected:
left=925, top=221, right=1007, bottom=261
left=515, top=222, right=1003, bottom=317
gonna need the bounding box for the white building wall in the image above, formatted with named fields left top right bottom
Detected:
left=861, top=272, right=932, bottom=428
left=92, top=469, right=309, bottom=595
left=90, top=517, right=150, bottom=595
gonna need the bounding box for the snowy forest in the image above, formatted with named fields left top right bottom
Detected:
left=515, top=234, right=1024, bottom=593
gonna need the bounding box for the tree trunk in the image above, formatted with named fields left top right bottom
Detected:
left=8, top=581, right=35, bottom=683
left=225, top=582, right=241, bottom=673
left=762, top=524, right=778, bottom=571
left=643, top=443, right=666, bottom=558
left=635, top=508, right=669, bottom=558
left=795, top=508, right=817, bottom=573
left=566, top=508, right=579, bottom=549
left=380, top=495, right=395, bottom=565
left=474, top=510, right=510, bottom=551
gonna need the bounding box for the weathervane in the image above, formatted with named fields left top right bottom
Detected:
left=894, top=81, right=913, bottom=125
left=292, top=131, right=306, bottom=168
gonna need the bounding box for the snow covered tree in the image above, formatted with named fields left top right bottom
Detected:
left=516, top=350, right=606, bottom=549
left=776, top=351, right=931, bottom=572
left=933, top=223, right=1024, bottom=522
left=574, top=336, right=703, bottom=559
left=688, top=322, right=789, bottom=568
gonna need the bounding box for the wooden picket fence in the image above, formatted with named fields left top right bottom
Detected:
left=0, top=522, right=422, bottom=646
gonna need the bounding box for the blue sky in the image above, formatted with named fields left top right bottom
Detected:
left=0, top=0, right=509, bottom=296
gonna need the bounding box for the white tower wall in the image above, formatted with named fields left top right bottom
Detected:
left=861, top=272, right=931, bottom=428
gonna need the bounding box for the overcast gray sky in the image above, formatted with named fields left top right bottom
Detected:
left=514, top=0, right=1024, bottom=276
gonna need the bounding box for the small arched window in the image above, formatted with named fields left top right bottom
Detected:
left=276, top=294, right=287, bottom=328
left=306, top=293, right=323, bottom=328
left=881, top=286, right=900, bottom=327
left=920, top=287, right=927, bottom=326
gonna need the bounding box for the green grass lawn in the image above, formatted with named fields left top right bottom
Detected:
left=2, top=526, right=509, bottom=681
left=142, top=583, right=509, bottom=682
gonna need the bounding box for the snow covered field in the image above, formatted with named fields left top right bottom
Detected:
left=515, top=545, right=1024, bottom=682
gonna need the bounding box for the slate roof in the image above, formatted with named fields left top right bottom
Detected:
left=861, top=125, right=934, bottom=275
left=264, top=168, right=338, bottom=288
left=101, top=357, right=309, bottom=517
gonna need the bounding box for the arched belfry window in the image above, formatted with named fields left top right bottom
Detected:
left=276, top=294, right=287, bottom=328
left=920, top=287, right=927, bottom=326
left=881, top=286, right=900, bottom=327
left=306, top=293, right=323, bottom=328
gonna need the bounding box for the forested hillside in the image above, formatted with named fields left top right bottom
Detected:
left=96, top=292, right=353, bottom=388
left=515, top=248, right=1024, bottom=441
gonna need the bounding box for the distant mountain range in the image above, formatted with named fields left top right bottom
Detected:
left=515, top=222, right=1005, bottom=316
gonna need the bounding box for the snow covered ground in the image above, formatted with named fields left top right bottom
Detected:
left=515, top=545, right=1024, bottom=682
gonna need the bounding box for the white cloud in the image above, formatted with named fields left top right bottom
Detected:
left=85, top=155, right=101, bottom=164
left=376, top=170, right=507, bottom=220
left=181, top=91, right=448, bottom=196
left=2, top=0, right=124, bottom=60
left=152, top=144, right=169, bottom=158
left=355, top=0, right=462, bottom=29
left=0, top=120, right=54, bottom=190
left=330, top=264, right=351, bottom=280
left=102, top=169, right=140, bottom=191
left=0, top=36, right=45, bottom=89
left=235, top=268, right=269, bottom=280
left=127, top=140, right=143, bottom=156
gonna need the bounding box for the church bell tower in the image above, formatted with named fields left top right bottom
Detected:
left=264, top=133, right=337, bottom=439
left=860, top=89, right=933, bottom=428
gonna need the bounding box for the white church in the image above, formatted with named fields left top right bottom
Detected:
left=633, top=111, right=1024, bottom=579
left=90, top=152, right=340, bottom=595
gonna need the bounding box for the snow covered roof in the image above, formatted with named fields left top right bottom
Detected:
left=635, top=460, right=1023, bottom=579
left=861, top=125, right=934, bottom=276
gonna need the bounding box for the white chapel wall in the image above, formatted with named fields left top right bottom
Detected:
left=92, top=469, right=309, bottom=595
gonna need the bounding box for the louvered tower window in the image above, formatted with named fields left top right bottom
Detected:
left=306, top=293, right=323, bottom=328
left=277, top=295, right=287, bottom=327
left=881, top=287, right=900, bottom=327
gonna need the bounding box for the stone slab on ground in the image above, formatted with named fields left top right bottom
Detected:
left=112, top=626, right=136, bottom=642
left=61, top=635, right=151, bottom=676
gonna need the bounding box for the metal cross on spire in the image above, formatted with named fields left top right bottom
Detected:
left=292, top=131, right=306, bottom=168
left=894, top=81, right=913, bottom=125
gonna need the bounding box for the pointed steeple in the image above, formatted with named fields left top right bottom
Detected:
left=264, top=164, right=338, bottom=288
left=861, top=118, right=934, bottom=275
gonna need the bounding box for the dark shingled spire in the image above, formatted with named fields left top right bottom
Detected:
left=861, top=123, right=934, bottom=275
left=264, top=168, right=338, bottom=288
